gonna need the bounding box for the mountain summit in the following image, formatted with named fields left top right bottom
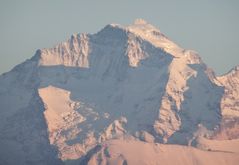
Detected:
left=0, top=19, right=239, bottom=165
left=133, top=18, right=148, bottom=25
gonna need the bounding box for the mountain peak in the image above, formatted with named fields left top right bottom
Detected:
left=133, top=18, right=148, bottom=25
left=128, top=18, right=160, bottom=32
left=235, top=65, right=239, bottom=71
left=1, top=19, right=239, bottom=165
left=126, top=19, right=186, bottom=57
left=228, top=65, right=239, bottom=76
left=34, top=19, right=185, bottom=68
left=219, top=65, right=239, bottom=78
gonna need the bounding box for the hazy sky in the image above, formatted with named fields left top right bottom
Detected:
left=0, top=0, right=239, bottom=75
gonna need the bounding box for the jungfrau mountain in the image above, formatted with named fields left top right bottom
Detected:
left=0, top=19, right=239, bottom=165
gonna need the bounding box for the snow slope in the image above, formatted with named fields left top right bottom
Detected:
left=84, top=138, right=239, bottom=165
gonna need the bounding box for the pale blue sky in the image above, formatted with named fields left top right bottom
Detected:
left=0, top=0, right=239, bottom=75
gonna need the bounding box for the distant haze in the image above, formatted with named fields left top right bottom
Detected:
left=0, top=0, right=239, bottom=75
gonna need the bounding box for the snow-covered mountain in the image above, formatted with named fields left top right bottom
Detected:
left=0, top=19, right=238, bottom=165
